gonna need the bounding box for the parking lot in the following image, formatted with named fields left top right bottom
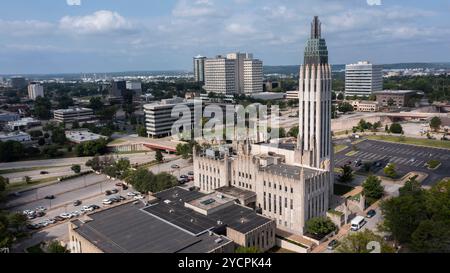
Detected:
left=6, top=157, right=194, bottom=252
left=335, top=139, right=450, bottom=186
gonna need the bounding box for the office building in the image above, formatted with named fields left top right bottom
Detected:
left=193, top=55, right=206, bottom=83
left=110, top=80, right=127, bottom=98
left=350, top=100, right=380, bottom=112
left=65, top=130, right=107, bottom=144
left=345, top=61, right=382, bottom=97
left=68, top=187, right=275, bottom=253
left=374, top=90, right=418, bottom=107
left=6, top=117, right=41, bottom=131
left=126, top=80, right=142, bottom=97
left=204, top=53, right=263, bottom=95
left=193, top=16, right=333, bottom=236
left=143, top=97, right=195, bottom=138
left=53, top=107, right=95, bottom=124
left=10, top=76, right=27, bottom=89
left=27, top=83, right=44, bottom=100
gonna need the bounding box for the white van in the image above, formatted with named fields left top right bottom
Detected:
left=351, top=216, right=365, bottom=231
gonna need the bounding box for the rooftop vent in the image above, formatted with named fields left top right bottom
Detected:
left=215, top=238, right=223, bottom=244
left=164, top=200, right=171, bottom=204
left=217, top=220, right=223, bottom=225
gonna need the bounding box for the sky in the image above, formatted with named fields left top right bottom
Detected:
left=0, top=0, right=450, bottom=74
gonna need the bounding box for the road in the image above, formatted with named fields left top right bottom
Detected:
left=4, top=165, right=91, bottom=183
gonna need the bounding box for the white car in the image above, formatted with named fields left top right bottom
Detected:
left=35, top=206, right=47, bottom=212
left=39, top=222, right=49, bottom=227
left=71, top=211, right=81, bottom=217
left=102, top=199, right=113, bottom=205
left=60, top=213, right=72, bottom=219
left=127, top=192, right=137, bottom=197
left=81, top=206, right=94, bottom=212
left=133, top=195, right=144, bottom=200
left=45, top=219, right=56, bottom=225
left=23, top=210, right=34, bottom=215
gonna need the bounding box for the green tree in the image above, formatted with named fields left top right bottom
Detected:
left=51, top=127, right=67, bottom=145
left=71, top=164, right=81, bottom=174
left=75, top=139, right=108, bottom=157
left=338, top=102, right=354, bottom=113
left=338, top=164, right=354, bottom=184
left=176, top=143, right=193, bottom=160
left=430, top=116, right=442, bottom=132
left=384, top=163, right=398, bottom=179
left=33, top=96, right=52, bottom=119
left=0, top=141, right=24, bottom=162
left=116, top=158, right=131, bottom=173
left=288, top=126, right=299, bottom=137
left=337, top=93, right=345, bottom=100
left=362, top=175, right=384, bottom=204
left=336, top=230, right=395, bottom=253
left=389, top=123, right=403, bottom=134
left=0, top=176, right=9, bottom=192
left=235, top=246, right=261, bottom=253
left=155, top=150, right=164, bottom=163
left=47, top=241, right=70, bottom=253
left=136, top=125, right=147, bottom=137
left=89, top=97, right=104, bottom=111
left=305, top=217, right=336, bottom=238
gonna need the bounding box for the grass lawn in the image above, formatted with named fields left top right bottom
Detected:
left=6, top=176, right=61, bottom=193
left=0, top=165, right=68, bottom=175
left=109, top=139, right=127, bottom=145
left=366, top=135, right=450, bottom=149
left=334, top=183, right=355, bottom=196
left=334, top=144, right=348, bottom=154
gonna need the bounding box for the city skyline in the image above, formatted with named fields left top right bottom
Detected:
left=1, top=0, right=450, bottom=74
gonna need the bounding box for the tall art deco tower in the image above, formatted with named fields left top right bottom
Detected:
left=298, top=16, right=333, bottom=171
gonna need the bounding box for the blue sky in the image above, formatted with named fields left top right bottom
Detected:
left=0, top=0, right=449, bottom=74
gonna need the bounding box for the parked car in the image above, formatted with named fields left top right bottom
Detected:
left=102, top=199, right=113, bottom=205
left=46, top=218, right=56, bottom=225
left=367, top=209, right=377, bottom=218
left=90, top=205, right=100, bottom=210
left=171, top=164, right=180, bottom=169
left=35, top=206, right=47, bottom=212
left=127, top=192, right=136, bottom=197
left=180, top=175, right=188, bottom=179
left=54, top=216, right=65, bottom=222
left=60, top=213, right=72, bottom=219
left=73, top=200, right=82, bottom=206
left=45, top=195, right=55, bottom=200
left=115, top=182, right=124, bottom=187
left=27, top=223, right=41, bottom=230
left=134, top=195, right=144, bottom=200
left=118, top=196, right=126, bottom=201
left=35, top=211, right=46, bottom=218
left=81, top=206, right=93, bottom=212
left=40, top=171, right=49, bottom=175
left=327, top=240, right=339, bottom=250
left=122, top=185, right=129, bottom=190
left=71, top=211, right=81, bottom=217
left=111, top=189, right=119, bottom=194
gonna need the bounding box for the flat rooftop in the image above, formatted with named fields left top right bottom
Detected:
left=216, top=186, right=257, bottom=201
left=54, top=107, right=93, bottom=114
left=71, top=201, right=231, bottom=253
left=147, top=187, right=273, bottom=235
left=260, top=163, right=323, bottom=179
left=66, top=131, right=106, bottom=143
left=374, top=90, right=417, bottom=95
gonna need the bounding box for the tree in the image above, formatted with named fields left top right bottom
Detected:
left=155, top=150, right=164, bottom=163
left=384, top=163, right=397, bottom=179
left=337, top=93, right=344, bottom=100
left=23, top=176, right=32, bottom=184
left=389, top=123, right=403, bottom=134
left=338, top=102, right=354, bottom=113
left=38, top=138, right=46, bottom=146
left=338, top=164, right=354, bottom=184
left=57, top=95, right=74, bottom=109
left=387, top=98, right=395, bottom=107
left=385, top=124, right=390, bottom=133
left=29, top=130, right=43, bottom=138
left=430, top=117, right=442, bottom=132
left=75, top=139, right=108, bottom=157
left=125, top=169, right=178, bottom=194
left=288, top=126, right=299, bottom=137
left=372, top=121, right=382, bottom=132
left=47, top=241, right=70, bottom=253
left=33, top=96, right=52, bottom=119
left=136, top=125, right=147, bottom=137
left=89, top=97, right=104, bottom=111
left=51, top=127, right=67, bottom=145
left=0, top=141, right=24, bottom=162
left=235, top=246, right=261, bottom=253
left=71, top=164, right=81, bottom=174
left=0, top=176, right=9, bottom=192
left=176, top=143, right=193, bottom=160
left=336, top=230, right=395, bottom=253
left=116, top=158, right=131, bottom=173
left=362, top=175, right=384, bottom=204
left=305, top=217, right=336, bottom=238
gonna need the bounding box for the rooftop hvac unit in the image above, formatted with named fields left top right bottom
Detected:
left=217, top=220, right=223, bottom=225
left=215, top=238, right=223, bottom=244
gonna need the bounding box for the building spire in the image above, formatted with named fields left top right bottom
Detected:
left=311, top=16, right=321, bottom=39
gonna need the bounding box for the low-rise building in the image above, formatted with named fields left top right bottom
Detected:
left=5, top=117, right=41, bottom=131
left=68, top=187, right=275, bottom=253
left=65, top=130, right=107, bottom=144
left=53, top=107, right=95, bottom=124
left=375, top=90, right=418, bottom=107
left=349, top=100, right=380, bottom=112
left=249, top=92, right=285, bottom=101
left=0, top=131, right=31, bottom=142
left=143, top=97, right=195, bottom=138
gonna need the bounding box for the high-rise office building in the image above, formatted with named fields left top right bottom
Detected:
left=110, top=80, right=127, bottom=98
left=204, top=56, right=238, bottom=94
left=298, top=16, right=333, bottom=170
left=27, top=83, right=44, bottom=100
left=345, top=61, right=383, bottom=97
left=193, top=55, right=206, bottom=83
left=11, top=76, right=28, bottom=89
left=126, top=80, right=142, bottom=97
left=204, top=53, right=263, bottom=95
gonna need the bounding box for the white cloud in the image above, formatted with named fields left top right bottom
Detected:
left=66, top=0, right=81, bottom=6
left=226, top=23, right=256, bottom=35
left=59, top=10, right=134, bottom=34
left=0, top=19, right=54, bottom=36
left=172, top=0, right=218, bottom=17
